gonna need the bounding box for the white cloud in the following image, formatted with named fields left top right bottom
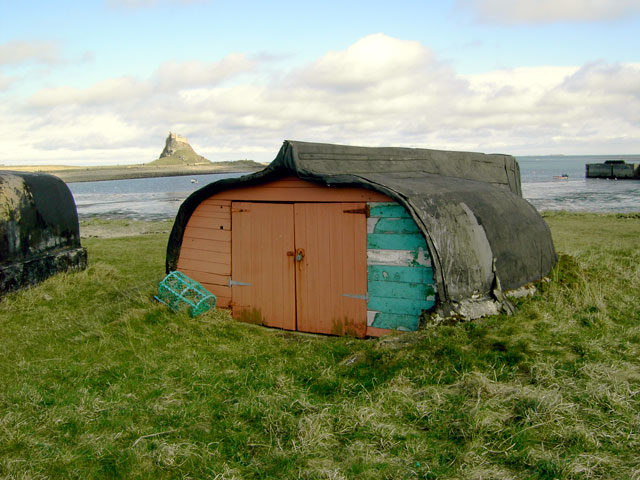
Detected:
left=2, top=34, right=640, bottom=165
left=29, top=77, right=149, bottom=108
left=297, top=34, right=438, bottom=91
left=458, top=0, right=640, bottom=23
left=0, top=74, right=15, bottom=91
left=0, top=41, right=61, bottom=67
left=538, top=62, right=640, bottom=131
left=153, top=53, right=256, bottom=90
left=555, top=62, right=640, bottom=95
left=27, top=53, right=255, bottom=108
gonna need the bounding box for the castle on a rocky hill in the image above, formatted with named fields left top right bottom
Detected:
left=151, top=131, right=211, bottom=165
left=167, top=132, right=188, bottom=145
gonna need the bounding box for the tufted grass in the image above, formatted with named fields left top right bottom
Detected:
left=0, top=212, right=639, bottom=479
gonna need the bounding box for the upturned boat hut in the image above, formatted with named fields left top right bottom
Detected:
left=1, top=171, right=87, bottom=294
left=166, top=141, right=556, bottom=337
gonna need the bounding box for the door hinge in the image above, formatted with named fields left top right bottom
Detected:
left=343, top=205, right=369, bottom=216
left=342, top=292, right=368, bottom=301
left=229, top=278, right=251, bottom=287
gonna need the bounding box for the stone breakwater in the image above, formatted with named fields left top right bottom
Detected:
left=585, top=160, right=640, bottom=179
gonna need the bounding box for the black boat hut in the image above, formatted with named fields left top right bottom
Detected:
left=1, top=171, right=87, bottom=294
left=166, top=141, right=556, bottom=337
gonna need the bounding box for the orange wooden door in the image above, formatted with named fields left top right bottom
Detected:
left=231, top=202, right=296, bottom=330
left=294, top=203, right=368, bottom=337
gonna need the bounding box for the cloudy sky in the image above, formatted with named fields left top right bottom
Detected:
left=1, top=0, right=639, bottom=165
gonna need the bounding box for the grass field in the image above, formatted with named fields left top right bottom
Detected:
left=0, top=212, right=639, bottom=479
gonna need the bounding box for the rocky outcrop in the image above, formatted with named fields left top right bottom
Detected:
left=150, top=132, right=211, bottom=166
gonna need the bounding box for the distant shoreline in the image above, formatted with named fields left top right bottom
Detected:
left=3, top=164, right=263, bottom=183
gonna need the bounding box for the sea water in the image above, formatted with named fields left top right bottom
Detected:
left=68, top=173, right=246, bottom=220
left=67, top=156, right=640, bottom=220
left=518, top=155, right=640, bottom=212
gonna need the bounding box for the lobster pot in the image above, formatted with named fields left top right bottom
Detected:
left=156, top=270, right=216, bottom=317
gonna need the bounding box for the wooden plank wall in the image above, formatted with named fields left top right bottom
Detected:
left=175, top=176, right=391, bottom=311
left=176, top=199, right=232, bottom=307
left=294, top=202, right=368, bottom=337
left=174, top=193, right=437, bottom=334
left=366, top=202, right=436, bottom=332
left=231, top=202, right=297, bottom=329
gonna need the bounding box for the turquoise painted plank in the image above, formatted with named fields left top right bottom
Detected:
left=367, top=233, right=427, bottom=250
left=373, top=217, right=420, bottom=234
left=368, top=203, right=410, bottom=218
left=368, top=265, right=434, bottom=284
left=368, top=280, right=435, bottom=300
left=370, top=312, right=419, bottom=331
left=368, top=296, right=435, bottom=316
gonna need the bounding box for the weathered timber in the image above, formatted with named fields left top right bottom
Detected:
left=1, top=171, right=87, bottom=294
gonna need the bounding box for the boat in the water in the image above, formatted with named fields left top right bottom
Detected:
left=553, top=174, right=569, bottom=180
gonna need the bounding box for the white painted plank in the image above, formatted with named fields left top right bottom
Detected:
left=367, top=248, right=432, bottom=267
left=367, top=310, right=380, bottom=326
left=367, top=217, right=379, bottom=234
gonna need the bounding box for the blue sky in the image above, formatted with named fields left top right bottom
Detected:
left=1, top=0, right=639, bottom=165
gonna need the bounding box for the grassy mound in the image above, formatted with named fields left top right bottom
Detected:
left=0, top=212, right=638, bottom=478
left=146, top=150, right=211, bottom=166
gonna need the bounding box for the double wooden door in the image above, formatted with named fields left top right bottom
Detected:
left=231, top=202, right=367, bottom=337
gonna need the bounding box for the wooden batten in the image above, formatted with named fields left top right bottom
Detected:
left=365, top=326, right=396, bottom=337
left=205, top=176, right=392, bottom=203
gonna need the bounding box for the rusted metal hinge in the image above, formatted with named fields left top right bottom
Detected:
left=342, top=292, right=368, bottom=301
left=343, top=205, right=369, bottom=216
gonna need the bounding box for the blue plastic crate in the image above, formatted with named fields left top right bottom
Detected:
left=155, top=271, right=216, bottom=317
